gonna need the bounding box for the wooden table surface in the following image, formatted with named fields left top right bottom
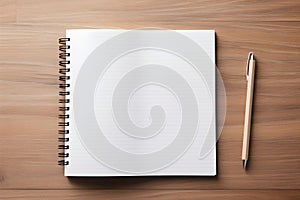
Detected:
left=1, top=0, right=300, bottom=199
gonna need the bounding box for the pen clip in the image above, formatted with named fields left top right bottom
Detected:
left=246, top=52, right=253, bottom=81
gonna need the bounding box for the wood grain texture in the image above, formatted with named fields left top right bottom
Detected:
left=1, top=190, right=300, bottom=200
left=0, top=0, right=299, bottom=199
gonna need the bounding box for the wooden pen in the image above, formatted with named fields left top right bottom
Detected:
left=242, top=52, right=256, bottom=170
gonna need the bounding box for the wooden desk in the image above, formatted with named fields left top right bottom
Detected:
left=1, top=0, right=299, bottom=199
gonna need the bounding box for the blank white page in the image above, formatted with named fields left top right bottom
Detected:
left=64, top=29, right=216, bottom=176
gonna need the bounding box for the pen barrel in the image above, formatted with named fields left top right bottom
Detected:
left=242, top=60, right=255, bottom=160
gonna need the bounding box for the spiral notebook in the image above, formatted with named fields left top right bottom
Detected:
left=58, top=29, right=216, bottom=176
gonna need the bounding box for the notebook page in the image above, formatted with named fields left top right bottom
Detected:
left=65, top=29, right=216, bottom=176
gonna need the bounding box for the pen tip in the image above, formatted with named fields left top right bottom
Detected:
left=243, top=160, right=247, bottom=170
left=250, top=52, right=254, bottom=60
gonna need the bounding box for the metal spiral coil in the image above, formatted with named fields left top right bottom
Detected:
left=58, top=37, right=70, bottom=166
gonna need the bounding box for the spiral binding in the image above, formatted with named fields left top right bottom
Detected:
left=58, top=38, right=70, bottom=166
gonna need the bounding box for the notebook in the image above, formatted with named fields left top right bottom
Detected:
left=58, top=29, right=216, bottom=176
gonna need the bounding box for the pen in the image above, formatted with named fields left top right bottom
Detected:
left=242, top=52, right=256, bottom=170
